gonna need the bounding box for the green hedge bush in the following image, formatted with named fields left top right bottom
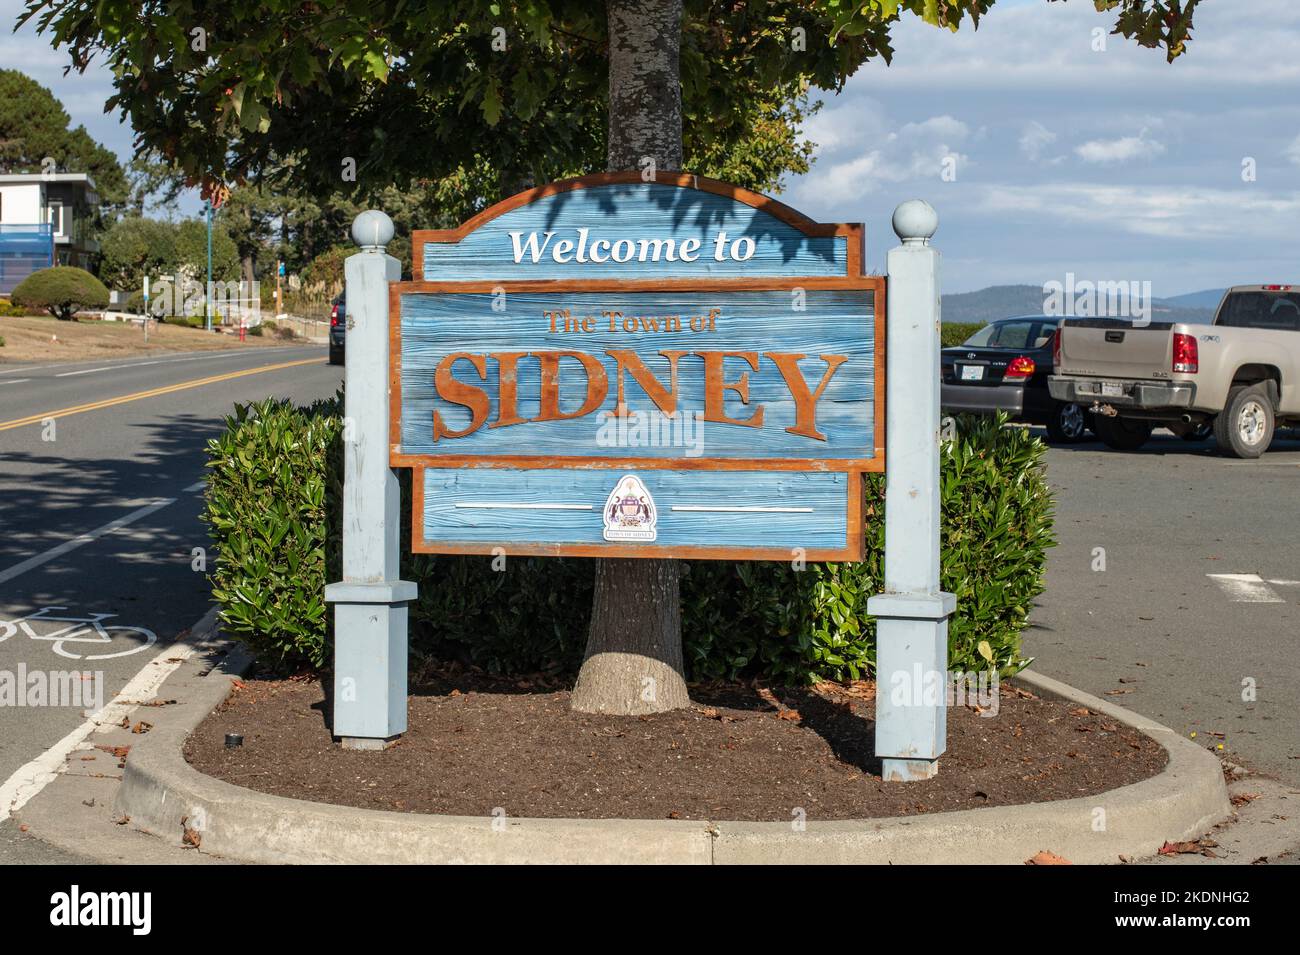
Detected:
left=203, top=399, right=1054, bottom=682
left=941, top=322, right=986, bottom=347
left=11, top=266, right=109, bottom=321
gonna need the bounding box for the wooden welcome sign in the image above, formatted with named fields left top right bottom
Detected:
left=389, top=171, right=883, bottom=561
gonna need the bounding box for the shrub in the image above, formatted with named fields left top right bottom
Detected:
left=248, top=323, right=264, bottom=336
left=941, top=322, right=986, bottom=348
left=204, top=398, right=342, bottom=670
left=205, top=397, right=1054, bottom=680
left=0, top=298, right=32, bottom=317
left=11, top=267, right=109, bottom=321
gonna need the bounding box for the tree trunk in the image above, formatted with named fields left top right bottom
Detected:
left=570, top=0, right=688, bottom=715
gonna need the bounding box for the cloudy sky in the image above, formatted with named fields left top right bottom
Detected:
left=4, top=0, right=1298, bottom=295
left=784, top=0, right=1300, bottom=294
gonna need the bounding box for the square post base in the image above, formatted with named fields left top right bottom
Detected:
left=868, top=592, right=955, bottom=781
left=326, top=580, right=416, bottom=742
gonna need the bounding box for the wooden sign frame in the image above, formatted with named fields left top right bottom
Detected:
left=390, top=171, right=884, bottom=562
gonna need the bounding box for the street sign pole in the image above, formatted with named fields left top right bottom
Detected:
left=867, top=200, right=956, bottom=782
left=204, top=199, right=213, bottom=332
left=324, top=211, right=416, bottom=749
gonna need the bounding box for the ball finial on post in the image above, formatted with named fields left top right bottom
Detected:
left=891, top=200, right=939, bottom=247
left=351, top=210, right=394, bottom=251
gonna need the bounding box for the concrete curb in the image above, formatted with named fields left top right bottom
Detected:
left=115, top=664, right=1231, bottom=865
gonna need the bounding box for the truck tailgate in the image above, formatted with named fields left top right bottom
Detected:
left=1057, top=319, right=1172, bottom=380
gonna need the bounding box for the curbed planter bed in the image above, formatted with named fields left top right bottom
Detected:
left=114, top=650, right=1230, bottom=864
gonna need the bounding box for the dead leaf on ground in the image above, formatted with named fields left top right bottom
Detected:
left=131, top=721, right=153, bottom=734
left=1026, top=850, right=1072, bottom=865
left=1158, top=839, right=1218, bottom=857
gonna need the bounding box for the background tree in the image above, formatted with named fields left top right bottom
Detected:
left=97, top=216, right=177, bottom=290
left=23, top=0, right=1203, bottom=712
left=0, top=70, right=129, bottom=220
left=98, top=214, right=240, bottom=291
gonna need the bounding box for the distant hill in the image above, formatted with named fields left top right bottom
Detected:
left=942, top=284, right=1219, bottom=326
left=1159, top=288, right=1227, bottom=310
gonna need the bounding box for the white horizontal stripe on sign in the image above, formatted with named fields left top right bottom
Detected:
left=672, top=505, right=814, bottom=513
left=454, top=502, right=595, bottom=510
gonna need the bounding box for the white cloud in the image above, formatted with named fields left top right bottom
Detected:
left=1075, top=129, right=1166, bottom=164
left=1019, top=121, right=1057, bottom=161
left=974, top=183, right=1300, bottom=242
left=1286, top=134, right=1300, bottom=166
left=793, top=113, right=971, bottom=204
left=857, top=0, right=1300, bottom=92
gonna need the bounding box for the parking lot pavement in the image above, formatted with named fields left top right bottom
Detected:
left=1025, top=428, right=1300, bottom=787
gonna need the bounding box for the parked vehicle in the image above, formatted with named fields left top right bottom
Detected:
left=942, top=315, right=1092, bottom=443
left=329, top=291, right=345, bottom=365
left=1048, top=285, right=1300, bottom=457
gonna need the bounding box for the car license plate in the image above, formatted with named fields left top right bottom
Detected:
left=960, top=365, right=984, bottom=381
left=1101, top=381, right=1124, bottom=397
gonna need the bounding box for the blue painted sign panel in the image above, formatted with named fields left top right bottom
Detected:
left=394, top=173, right=881, bottom=561
left=398, top=289, right=876, bottom=461
left=422, top=468, right=850, bottom=552
left=421, top=181, right=848, bottom=281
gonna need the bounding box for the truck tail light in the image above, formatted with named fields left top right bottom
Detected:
left=330, top=304, right=339, bottom=327
left=1172, top=332, right=1198, bottom=373
left=1052, top=326, right=1062, bottom=368
left=1005, top=355, right=1036, bottom=380
left=1262, top=285, right=1292, bottom=291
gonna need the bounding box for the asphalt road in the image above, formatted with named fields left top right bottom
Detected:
left=1026, top=427, right=1300, bottom=787
left=0, top=344, right=342, bottom=862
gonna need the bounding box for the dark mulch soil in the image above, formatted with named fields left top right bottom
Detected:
left=185, top=669, right=1167, bottom=821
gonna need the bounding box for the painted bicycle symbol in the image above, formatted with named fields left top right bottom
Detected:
left=0, top=606, right=157, bottom=660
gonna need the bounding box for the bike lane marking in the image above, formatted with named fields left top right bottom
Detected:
left=0, top=498, right=176, bottom=586
left=0, top=619, right=205, bottom=815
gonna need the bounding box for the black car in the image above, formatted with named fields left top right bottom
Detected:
left=941, top=315, right=1090, bottom=443
left=328, top=291, right=345, bottom=365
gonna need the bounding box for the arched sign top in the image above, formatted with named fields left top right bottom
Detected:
left=413, top=172, right=864, bottom=282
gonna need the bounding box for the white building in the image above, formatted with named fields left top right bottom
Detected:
left=0, top=172, right=100, bottom=294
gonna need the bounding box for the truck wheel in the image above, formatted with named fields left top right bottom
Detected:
left=1094, top=416, right=1153, bottom=451
left=1045, top=401, right=1089, bottom=444
left=1214, top=384, right=1274, bottom=459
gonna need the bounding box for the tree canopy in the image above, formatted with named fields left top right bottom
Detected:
left=98, top=214, right=240, bottom=290
left=20, top=1, right=1202, bottom=208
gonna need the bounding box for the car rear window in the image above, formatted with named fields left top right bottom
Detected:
left=962, top=320, right=1054, bottom=349
left=1216, top=291, right=1300, bottom=331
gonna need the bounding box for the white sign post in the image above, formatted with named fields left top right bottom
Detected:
left=324, top=211, right=417, bottom=749
left=867, top=200, right=956, bottom=782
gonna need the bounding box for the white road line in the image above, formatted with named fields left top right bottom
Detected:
left=0, top=379, right=30, bottom=386
left=1206, top=573, right=1288, bottom=604
left=184, top=481, right=206, bottom=493
left=0, top=344, right=312, bottom=379
left=0, top=498, right=175, bottom=586
left=0, top=633, right=202, bottom=815
left=54, top=366, right=113, bottom=378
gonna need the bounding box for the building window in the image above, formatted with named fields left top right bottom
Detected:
left=48, top=201, right=64, bottom=237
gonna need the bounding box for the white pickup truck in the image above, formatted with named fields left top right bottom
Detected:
left=1048, top=285, right=1300, bottom=458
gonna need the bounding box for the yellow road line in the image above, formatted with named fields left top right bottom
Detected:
left=0, top=357, right=321, bottom=433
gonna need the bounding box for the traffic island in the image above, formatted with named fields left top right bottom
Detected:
left=111, top=655, right=1231, bottom=864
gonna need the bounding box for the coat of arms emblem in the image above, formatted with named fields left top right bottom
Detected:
left=602, top=474, right=657, bottom=542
